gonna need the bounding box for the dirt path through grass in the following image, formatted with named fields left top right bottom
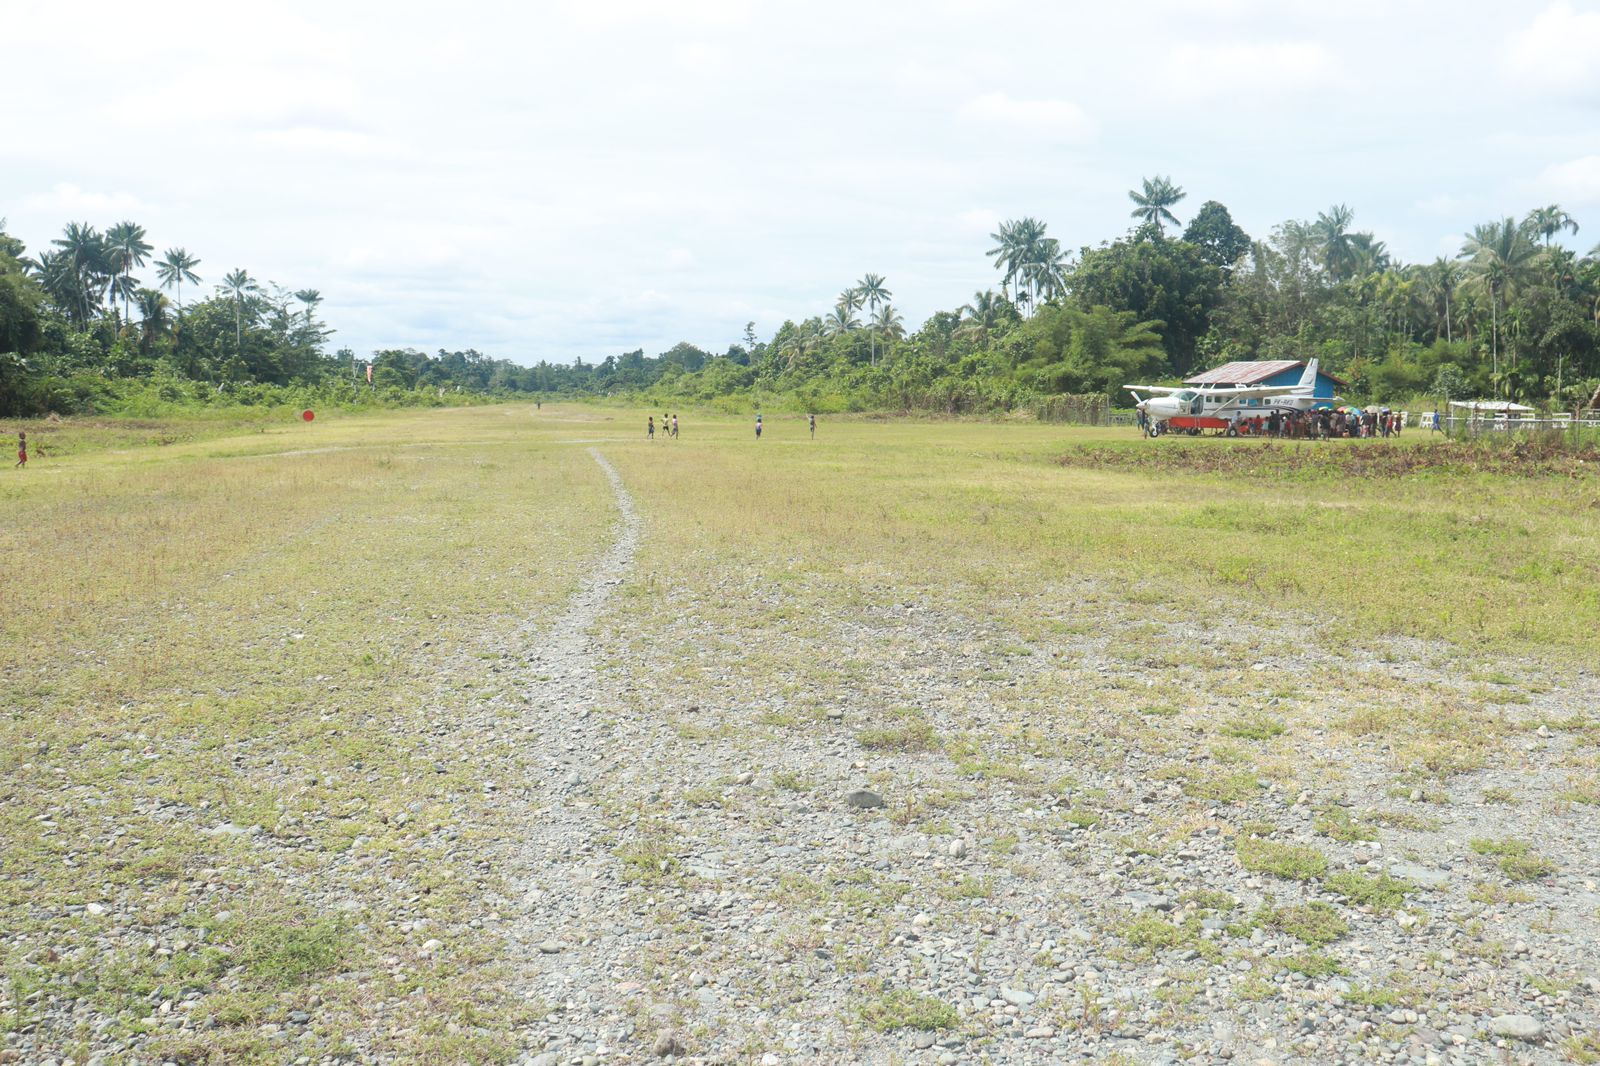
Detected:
left=501, top=448, right=645, bottom=1051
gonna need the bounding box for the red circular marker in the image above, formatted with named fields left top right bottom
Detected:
left=302, top=410, right=315, bottom=422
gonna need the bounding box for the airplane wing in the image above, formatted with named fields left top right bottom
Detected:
left=1124, top=384, right=1184, bottom=395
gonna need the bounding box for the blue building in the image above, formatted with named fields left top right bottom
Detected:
left=1184, top=360, right=1345, bottom=406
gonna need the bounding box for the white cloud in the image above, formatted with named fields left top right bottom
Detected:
left=22, top=183, right=146, bottom=216
left=956, top=209, right=1000, bottom=234
left=1163, top=41, right=1337, bottom=96
left=1414, top=193, right=1470, bottom=217
left=1506, top=2, right=1600, bottom=94
left=1530, top=155, right=1600, bottom=205
left=955, top=93, right=1096, bottom=140
left=252, top=127, right=405, bottom=159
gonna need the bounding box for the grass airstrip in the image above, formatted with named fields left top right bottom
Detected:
left=2, top=404, right=1597, bottom=1062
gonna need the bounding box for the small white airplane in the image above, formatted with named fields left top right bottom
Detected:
left=1125, top=359, right=1335, bottom=434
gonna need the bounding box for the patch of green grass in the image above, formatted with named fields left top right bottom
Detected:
left=1314, top=806, right=1379, bottom=843
left=1180, top=889, right=1238, bottom=913
left=859, top=990, right=960, bottom=1032
left=1470, top=838, right=1556, bottom=882
left=232, top=917, right=351, bottom=986
left=682, top=785, right=726, bottom=808
left=1263, top=902, right=1348, bottom=946
left=772, top=771, right=812, bottom=792
left=937, top=875, right=992, bottom=901
left=1557, top=777, right=1600, bottom=806
left=857, top=709, right=941, bottom=753
left=1280, top=952, right=1346, bottom=978
left=1060, top=807, right=1101, bottom=828
left=1181, top=771, right=1263, bottom=803
left=1234, top=837, right=1328, bottom=881
left=1562, top=1032, right=1600, bottom=1063
left=1119, top=915, right=1189, bottom=951
left=1324, top=872, right=1413, bottom=912
left=1139, top=705, right=1180, bottom=718
left=1220, top=714, right=1286, bottom=741
left=616, top=835, right=679, bottom=883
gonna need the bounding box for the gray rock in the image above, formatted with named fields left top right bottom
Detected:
left=1000, top=987, right=1035, bottom=1006
left=1489, top=1014, right=1543, bottom=1041
left=844, top=789, right=885, bottom=809
left=1120, top=891, right=1173, bottom=912
left=1387, top=863, right=1447, bottom=889
left=652, top=1030, right=687, bottom=1057
left=537, top=940, right=563, bottom=954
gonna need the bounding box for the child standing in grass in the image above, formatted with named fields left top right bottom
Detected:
left=647, top=416, right=655, bottom=441
left=755, top=413, right=763, bottom=439
left=671, top=414, right=679, bottom=438
left=809, top=413, right=816, bottom=439
left=14, top=431, right=25, bottom=468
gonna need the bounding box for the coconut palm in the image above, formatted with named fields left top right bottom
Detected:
left=156, top=248, right=202, bottom=311
left=1348, top=232, right=1389, bottom=277
left=1127, top=176, right=1186, bottom=235
left=856, top=273, right=891, bottom=365
left=1418, top=258, right=1462, bottom=343
left=870, top=304, right=904, bottom=345
left=824, top=303, right=859, bottom=338
left=1523, top=204, right=1578, bottom=246
left=780, top=323, right=820, bottom=371
left=105, top=221, right=152, bottom=325
left=135, top=288, right=172, bottom=353
left=221, top=268, right=260, bottom=355
left=1313, top=205, right=1358, bottom=281
left=987, top=218, right=1061, bottom=315
left=957, top=290, right=1008, bottom=347
left=1459, top=218, right=1543, bottom=385
left=1022, top=238, right=1069, bottom=305
left=50, top=222, right=113, bottom=327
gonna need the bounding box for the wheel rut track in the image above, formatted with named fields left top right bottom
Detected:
left=503, top=447, right=650, bottom=1057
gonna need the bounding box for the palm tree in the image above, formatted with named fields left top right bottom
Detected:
left=1127, top=176, right=1186, bottom=235
left=824, top=303, right=859, bottom=338
left=105, top=221, right=152, bottom=326
left=1022, top=238, right=1069, bottom=305
left=1523, top=204, right=1578, bottom=246
left=870, top=304, right=904, bottom=350
left=50, top=222, right=112, bottom=328
left=987, top=218, right=1061, bottom=315
left=294, top=288, right=323, bottom=329
left=838, top=287, right=863, bottom=315
left=780, top=323, right=819, bottom=371
left=957, top=290, right=1007, bottom=347
left=156, top=248, right=202, bottom=312
left=856, top=273, right=891, bottom=365
left=1313, top=205, right=1358, bottom=281
left=1459, top=218, right=1543, bottom=386
left=1348, top=232, right=1389, bottom=277
left=221, top=268, right=260, bottom=356
left=1418, top=258, right=1462, bottom=343
left=135, top=288, right=172, bottom=353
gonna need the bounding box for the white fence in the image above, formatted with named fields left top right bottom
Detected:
left=1440, top=415, right=1600, bottom=434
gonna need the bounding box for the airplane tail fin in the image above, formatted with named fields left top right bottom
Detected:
left=1298, top=358, right=1319, bottom=389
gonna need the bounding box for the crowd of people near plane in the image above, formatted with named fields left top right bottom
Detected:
left=1222, top=408, right=1404, bottom=439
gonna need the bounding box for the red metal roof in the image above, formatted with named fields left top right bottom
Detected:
left=1185, top=360, right=1303, bottom=385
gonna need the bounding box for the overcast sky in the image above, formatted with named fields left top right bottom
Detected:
left=8, top=1, right=1600, bottom=365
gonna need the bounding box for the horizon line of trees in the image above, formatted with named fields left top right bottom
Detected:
left=6, top=180, right=1600, bottom=418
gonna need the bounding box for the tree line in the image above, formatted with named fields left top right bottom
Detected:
left=5, top=178, right=1600, bottom=418
left=573, top=178, right=1600, bottom=414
